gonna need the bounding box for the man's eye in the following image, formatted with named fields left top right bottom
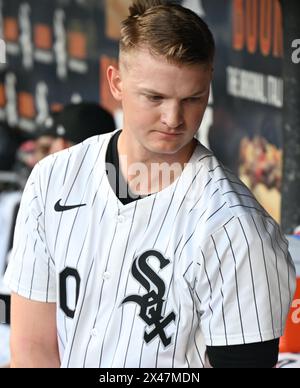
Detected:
left=184, top=97, right=202, bottom=103
left=147, top=95, right=163, bottom=102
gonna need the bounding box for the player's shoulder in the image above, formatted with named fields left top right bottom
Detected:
left=193, top=141, right=271, bottom=236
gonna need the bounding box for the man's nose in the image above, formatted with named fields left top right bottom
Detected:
left=161, top=103, right=184, bottom=129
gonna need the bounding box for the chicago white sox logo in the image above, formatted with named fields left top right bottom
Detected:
left=121, top=250, right=176, bottom=347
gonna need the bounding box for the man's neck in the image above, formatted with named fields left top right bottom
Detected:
left=117, top=130, right=197, bottom=196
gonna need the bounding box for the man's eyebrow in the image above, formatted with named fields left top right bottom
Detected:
left=139, top=88, right=208, bottom=97
left=190, top=89, right=208, bottom=96
left=140, top=88, right=167, bottom=96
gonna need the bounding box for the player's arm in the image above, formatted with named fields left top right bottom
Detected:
left=196, top=213, right=296, bottom=369
left=10, top=293, right=60, bottom=368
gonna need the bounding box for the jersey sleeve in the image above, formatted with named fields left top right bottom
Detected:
left=4, top=163, right=56, bottom=303
left=194, top=213, right=296, bottom=347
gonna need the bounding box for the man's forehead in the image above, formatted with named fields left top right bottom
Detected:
left=123, top=60, right=210, bottom=95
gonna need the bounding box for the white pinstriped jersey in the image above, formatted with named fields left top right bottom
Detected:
left=5, top=130, right=296, bottom=368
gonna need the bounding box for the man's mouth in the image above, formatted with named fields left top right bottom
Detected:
left=155, top=131, right=183, bottom=137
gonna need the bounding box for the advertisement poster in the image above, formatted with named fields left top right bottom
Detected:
left=204, top=0, right=284, bottom=222
left=0, top=0, right=120, bottom=132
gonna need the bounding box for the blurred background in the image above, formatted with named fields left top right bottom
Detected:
left=0, top=0, right=300, bottom=367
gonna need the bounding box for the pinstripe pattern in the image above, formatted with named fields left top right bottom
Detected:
left=4, top=130, right=296, bottom=368
left=186, top=285, right=205, bottom=367
left=66, top=257, right=95, bottom=368
left=238, top=218, right=263, bottom=342
left=211, top=236, right=228, bottom=345
left=224, top=225, right=246, bottom=344
left=53, top=147, right=90, bottom=257
left=251, top=215, right=276, bottom=338
left=98, top=202, right=139, bottom=367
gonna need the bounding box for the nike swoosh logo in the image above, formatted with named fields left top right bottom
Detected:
left=54, top=199, right=86, bottom=212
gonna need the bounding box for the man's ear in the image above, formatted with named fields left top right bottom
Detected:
left=107, top=65, right=122, bottom=101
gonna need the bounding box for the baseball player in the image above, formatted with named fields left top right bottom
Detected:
left=5, top=0, right=296, bottom=368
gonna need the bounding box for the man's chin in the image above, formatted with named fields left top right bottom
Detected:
left=147, top=146, right=185, bottom=158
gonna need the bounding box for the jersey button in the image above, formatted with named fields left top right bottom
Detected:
left=116, top=215, right=126, bottom=223
left=103, top=271, right=111, bottom=280
left=91, top=328, right=98, bottom=337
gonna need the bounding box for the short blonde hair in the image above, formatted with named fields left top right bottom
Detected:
left=120, top=0, right=215, bottom=65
